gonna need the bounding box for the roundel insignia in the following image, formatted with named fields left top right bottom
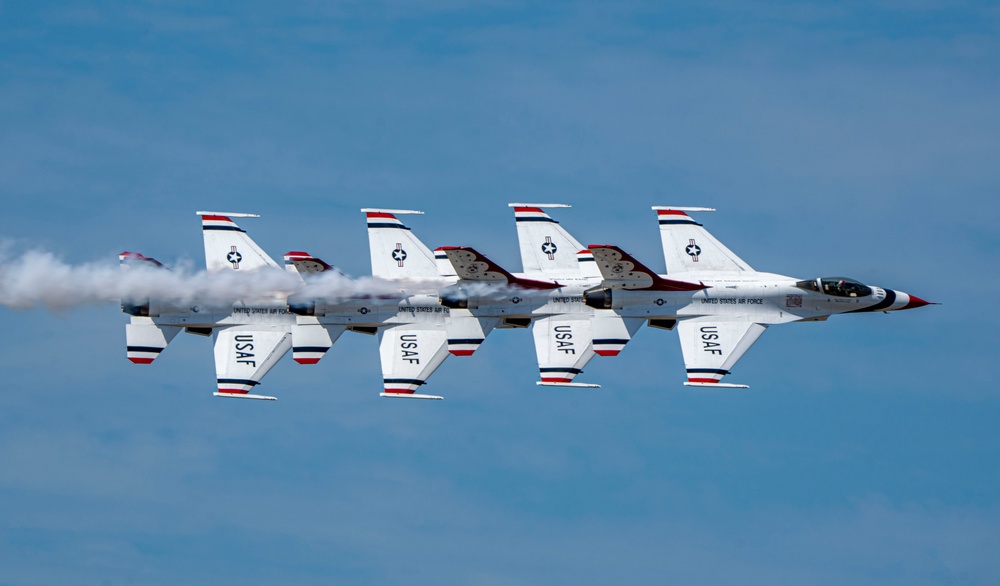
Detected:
left=655, top=298, right=665, bottom=306
left=685, top=239, right=701, bottom=261
left=391, top=244, right=407, bottom=267
left=541, top=240, right=557, bottom=259
left=226, top=248, right=243, bottom=268
left=511, top=296, right=521, bottom=304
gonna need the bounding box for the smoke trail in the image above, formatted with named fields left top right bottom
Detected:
left=0, top=249, right=444, bottom=312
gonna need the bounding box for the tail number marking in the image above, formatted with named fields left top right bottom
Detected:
left=700, top=326, right=722, bottom=355
left=401, top=334, right=420, bottom=364
left=235, top=334, right=256, bottom=367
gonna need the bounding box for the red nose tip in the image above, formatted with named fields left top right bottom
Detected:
left=902, top=295, right=932, bottom=310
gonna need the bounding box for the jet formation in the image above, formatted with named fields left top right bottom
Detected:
left=120, top=205, right=933, bottom=400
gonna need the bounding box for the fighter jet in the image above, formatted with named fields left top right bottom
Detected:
left=121, top=212, right=306, bottom=400
left=285, top=209, right=497, bottom=400
left=435, top=204, right=645, bottom=388
left=583, top=207, right=934, bottom=388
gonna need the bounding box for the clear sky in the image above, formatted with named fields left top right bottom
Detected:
left=1, top=2, right=997, bottom=584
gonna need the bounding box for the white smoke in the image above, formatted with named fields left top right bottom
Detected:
left=0, top=249, right=446, bottom=312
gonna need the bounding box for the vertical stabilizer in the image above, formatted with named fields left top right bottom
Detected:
left=509, top=203, right=587, bottom=279
left=363, top=209, right=440, bottom=280
left=198, top=211, right=280, bottom=273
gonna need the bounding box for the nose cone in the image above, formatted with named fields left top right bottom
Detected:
left=893, top=291, right=935, bottom=310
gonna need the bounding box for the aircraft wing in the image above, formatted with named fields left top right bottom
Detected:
left=378, top=324, right=451, bottom=399
left=532, top=315, right=600, bottom=388
left=676, top=318, right=767, bottom=388
left=587, top=245, right=707, bottom=291
left=213, top=326, right=292, bottom=400
left=436, top=246, right=560, bottom=290
left=653, top=207, right=753, bottom=273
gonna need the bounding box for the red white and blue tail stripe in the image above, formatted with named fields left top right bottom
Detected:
left=447, top=338, right=484, bottom=356
left=365, top=211, right=410, bottom=230
left=200, top=214, right=246, bottom=232
left=513, top=206, right=558, bottom=224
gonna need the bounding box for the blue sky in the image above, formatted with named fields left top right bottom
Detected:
left=1, top=1, right=998, bottom=584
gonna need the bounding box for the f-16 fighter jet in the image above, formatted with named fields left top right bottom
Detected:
left=583, top=207, right=934, bottom=388
left=286, top=210, right=497, bottom=400
left=435, top=204, right=649, bottom=388
left=122, top=212, right=307, bottom=400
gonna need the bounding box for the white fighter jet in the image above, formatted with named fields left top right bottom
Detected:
left=582, top=207, right=934, bottom=388
left=122, top=212, right=308, bottom=400
left=435, top=204, right=645, bottom=388
left=286, top=209, right=497, bottom=400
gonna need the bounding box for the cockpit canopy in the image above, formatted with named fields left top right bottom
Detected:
left=795, top=277, right=873, bottom=298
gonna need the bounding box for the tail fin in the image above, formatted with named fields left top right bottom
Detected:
left=198, top=211, right=280, bottom=273
left=363, top=209, right=440, bottom=280
left=509, top=203, right=588, bottom=279
left=588, top=245, right=707, bottom=292
left=652, top=207, right=753, bottom=273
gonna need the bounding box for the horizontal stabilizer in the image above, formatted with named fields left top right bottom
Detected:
left=446, top=314, right=498, bottom=357
left=592, top=314, right=644, bottom=357
left=125, top=321, right=180, bottom=364
left=437, top=246, right=560, bottom=290
left=588, top=245, right=707, bottom=291
left=291, top=323, right=346, bottom=364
